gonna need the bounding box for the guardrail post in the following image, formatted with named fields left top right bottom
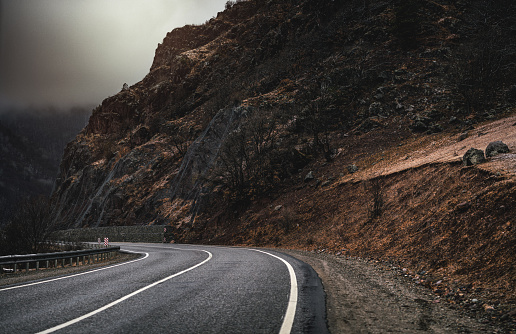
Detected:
left=13, top=264, right=17, bottom=272
left=25, top=262, right=29, bottom=272
left=36, top=261, right=40, bottom=271
left=45, top=260, right=49, bottom=269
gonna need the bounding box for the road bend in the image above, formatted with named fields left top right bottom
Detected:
left=0, top=243, right=327, bottom=334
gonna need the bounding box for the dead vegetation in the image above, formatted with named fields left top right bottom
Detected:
left=48, top=0, right=516, bottom=325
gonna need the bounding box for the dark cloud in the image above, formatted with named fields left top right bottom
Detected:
left=0, top=0, right=227, bottom=109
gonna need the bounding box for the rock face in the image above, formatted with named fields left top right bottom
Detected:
left=463, top=148, right=486, bottom=166
left=485, top=141, right=509, bottom=157
left=50, top=0, right=516, bottom=237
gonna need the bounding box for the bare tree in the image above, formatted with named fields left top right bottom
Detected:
left=1, top=196, right=54, bottom=255
left=167, top=123, right=195, bottom=158
left=214, top=110, right=279, bottom=202
left=366, top=178, right=384, bottom=220
left=299, top=102, right=335, bottom=162
left=450, top=0, right=516, bottom=113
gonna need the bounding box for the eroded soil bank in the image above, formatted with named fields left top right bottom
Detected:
left=283, top=249, right=515, bottom=333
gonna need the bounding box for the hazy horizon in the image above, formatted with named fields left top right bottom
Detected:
left=0, top=0, right=228, bottom=110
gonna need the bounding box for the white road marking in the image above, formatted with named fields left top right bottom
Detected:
left=252, top=249, right=298, bottom=334
left=36, top=249, right=213, bottom=334
left=0, top=250, right=149, bottom=292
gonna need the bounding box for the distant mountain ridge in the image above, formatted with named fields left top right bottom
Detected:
left=0, top=107, right=90, bottom=224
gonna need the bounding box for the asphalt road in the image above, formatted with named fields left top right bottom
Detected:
left=0, top=243, right=327, bottom=334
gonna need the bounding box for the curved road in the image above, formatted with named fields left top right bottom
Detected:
left=0, top=243, right=327, bottom=333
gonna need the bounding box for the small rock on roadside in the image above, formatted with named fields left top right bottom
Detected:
left=304, top=171, right=314, bottom=182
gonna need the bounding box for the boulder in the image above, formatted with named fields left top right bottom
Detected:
left=409, top=115, right=431, bottom=133
left=428, top=123, right=443, bottom=134
left=463, top=148, right=485, bottom=166
left=410, top=120, right=428, bottom=132
left=368, top=102, right=383, bottom=115
left=457, top=131, right=468, bottom=141
left=347, top=164, right=359, bottom=174
left=304, top=171, right=314, bottom=182
left=485, top=141, right=509, bottom=158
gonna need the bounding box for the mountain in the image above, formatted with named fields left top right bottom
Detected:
left=0, top=107, right=90, bottom=224
left=51, top=0, right=515, bottom=307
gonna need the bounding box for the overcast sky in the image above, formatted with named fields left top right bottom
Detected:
left=0, top=0, right=228, bottom=109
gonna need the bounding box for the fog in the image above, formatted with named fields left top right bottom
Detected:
left=0, top=0, right=228, bottom=109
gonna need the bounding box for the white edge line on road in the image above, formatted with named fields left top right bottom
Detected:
left=36, top=249, right=213, bottom=334
left=0, top=250, right=149, bottom=292
left=252, top=249, right=298, bottom=334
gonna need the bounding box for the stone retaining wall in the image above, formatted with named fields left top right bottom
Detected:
left=53, top=226, right=170, bottom=243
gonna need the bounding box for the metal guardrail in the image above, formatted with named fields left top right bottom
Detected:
left=0, top=246, right=121, bottom=273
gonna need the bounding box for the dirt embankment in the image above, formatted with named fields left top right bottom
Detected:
left=284, top=249, right=514, bottom=333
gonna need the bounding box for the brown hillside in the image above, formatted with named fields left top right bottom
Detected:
left=51, top=0, right=515, bottom=318
left=203, top=114, right=515, bottom=305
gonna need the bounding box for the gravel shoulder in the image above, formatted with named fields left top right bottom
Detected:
left=282, top=249, right=511, bottom=334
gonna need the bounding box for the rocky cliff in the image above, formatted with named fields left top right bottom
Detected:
left=50, top=0, right=516, bottom=306
left=52, top=0, right=515, bottom=228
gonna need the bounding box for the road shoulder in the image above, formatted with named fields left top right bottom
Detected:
left=282, top=249, right=506, bottom=334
